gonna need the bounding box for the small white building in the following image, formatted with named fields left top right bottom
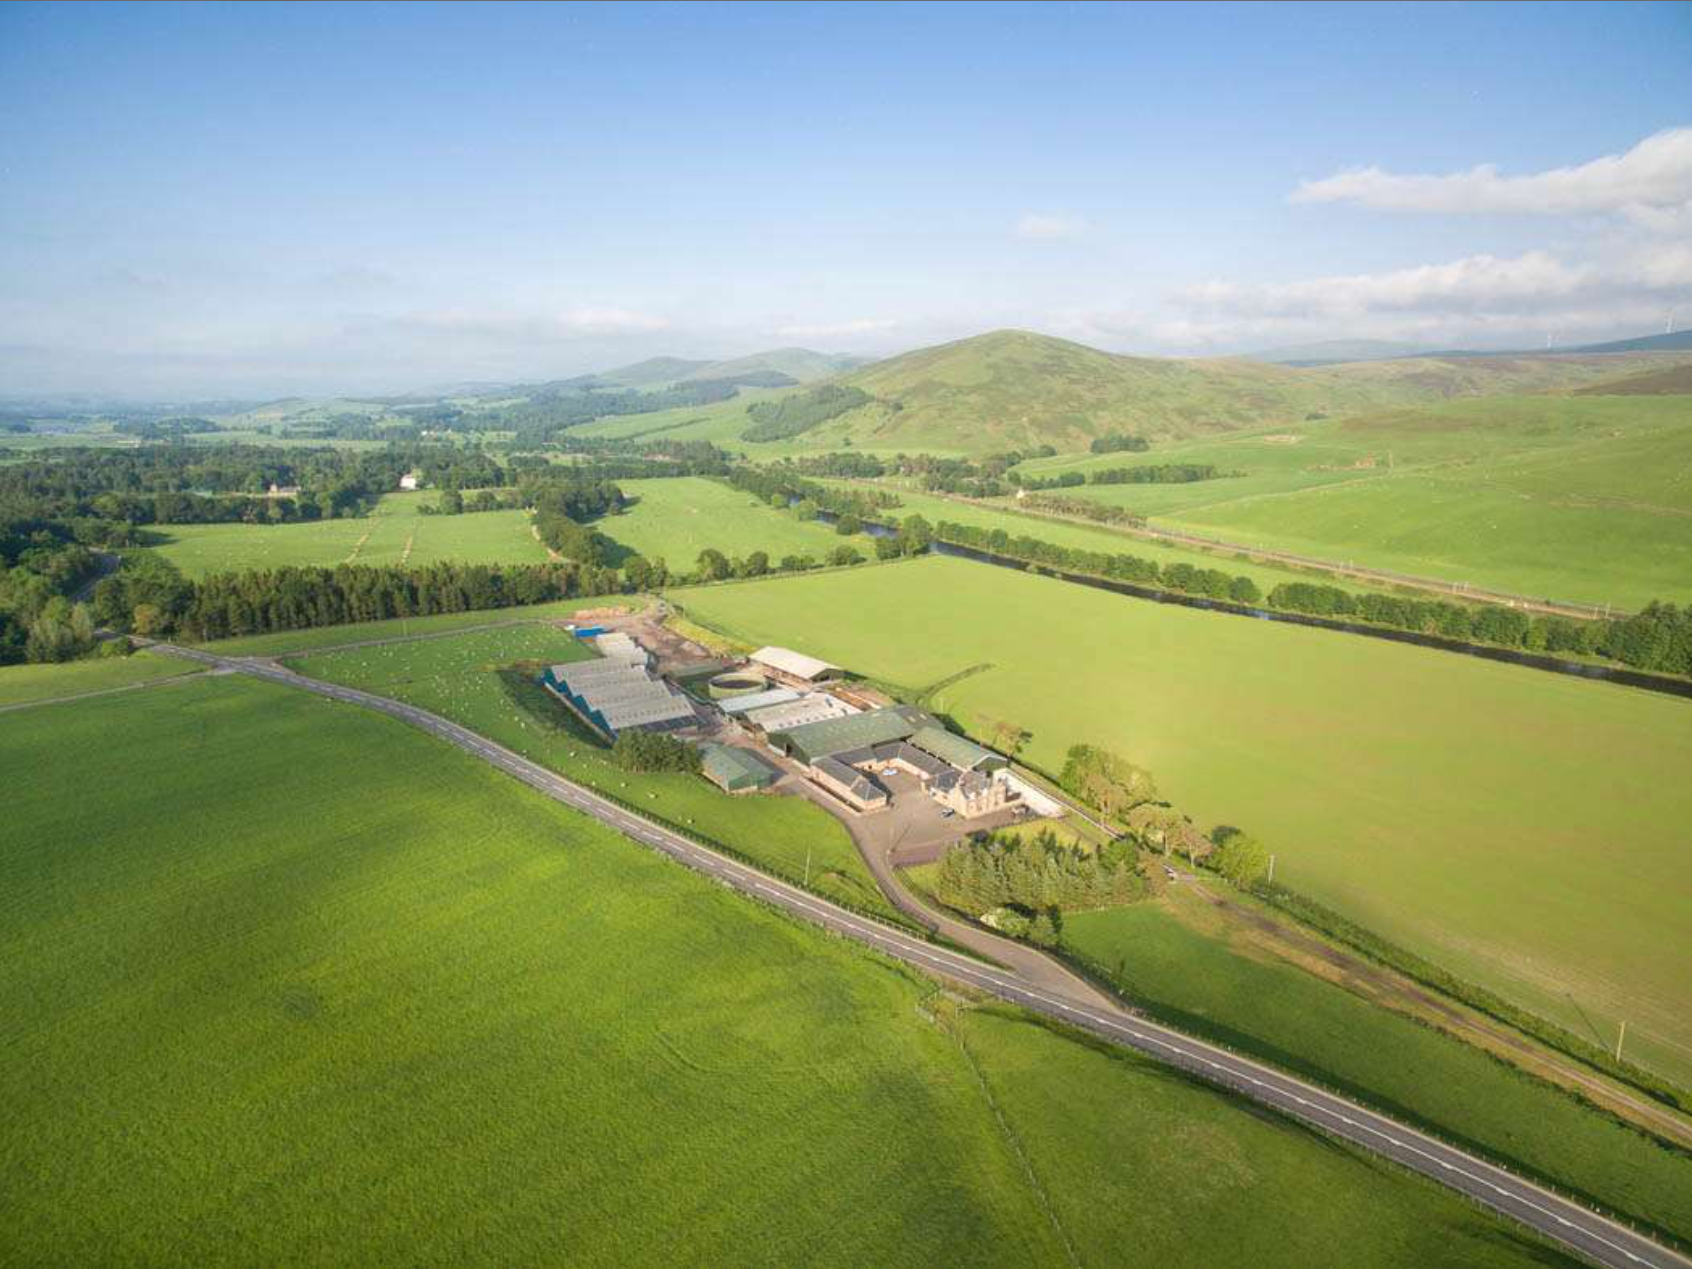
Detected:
left=399, top=473, right=420, bottom=491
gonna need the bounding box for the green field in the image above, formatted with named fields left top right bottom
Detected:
left=1063, top=896, right=1692, bottom=1241
left=0, top=675, right=1565, bottom=1266
left=673, top=556, right=1692, bottom=1084
left=0, top=649, right=201, bottom=708
left=821, top=481, right=1386, bottom=598
left=148, top=491, right=550, bottom=578
left=286, top=623, right=900, bottom=921
left=1012, top=395, right=1692, bottom=609
left=595, top=476, right=849, bottom=566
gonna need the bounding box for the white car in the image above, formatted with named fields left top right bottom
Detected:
left=881, top=767, right=899, bottom=778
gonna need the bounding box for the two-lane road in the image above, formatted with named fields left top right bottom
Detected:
left=150, top=642, right=1689, bottom=1269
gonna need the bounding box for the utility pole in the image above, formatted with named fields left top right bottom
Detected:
left=804, top=843, right=812, bottom=887
left=1267, top=854, right=1276, bottom=885
left=1616, top=1020, right=1627, bottom=1063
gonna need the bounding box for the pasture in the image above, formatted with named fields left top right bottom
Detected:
left=0, top=675, right=1561, bottom=1267
left=1062, top=896, right=1692, bottom=1241
left=674, top=556, right=1692, bottom=1085
left=595, top=476, right=847, bottom=566
left=821, top=481, right=1382, bottom=597
left=286, top=622, right=899, bottom=921
left=1012, top=394, right=1692, bottom=609
left=147, top=491, right=550, bottom=578
left=0, top=649, right=201, bottom=708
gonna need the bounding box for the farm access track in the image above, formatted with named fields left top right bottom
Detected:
left=137, top=638, right=1692, bottom=1269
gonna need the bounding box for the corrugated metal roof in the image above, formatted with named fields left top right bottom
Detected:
left=910, top=726, right=1002, bottom=771
left=717, top=687, right=803, bottom=715
left=775, top=705, right=935, bottom=764
left=751, top=646, right=841, bottom=680
left=743, top=694, right=856, bottom=732
left=599, top=694, right=696, bottom=730
left=701, top=743, right=779, bottom=787
left=813, top=756, right=887, bottom=803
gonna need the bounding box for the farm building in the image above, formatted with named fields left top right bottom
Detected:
left=742, top=694, right=857, bottom=733
left=932, top=768, right=1013, bottom=818
left=542, top=658, right=696, bottom=737
left=750, top=646, right=844, bottom=683
left=768, top=704, right=936, bottom=766
left=909, top=726, right=1007, bottom=773
left=398, top=473, right=420, bottom=491
left=811, top=756, right=890, bottom=812
left=716, top=687, right=803, bottom=716
left=766, top=704, right=1020, bottom=820
left=700, top=744, right=781, bottom=793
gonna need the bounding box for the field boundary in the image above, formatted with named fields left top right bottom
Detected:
left=848, top=481, right=1624, bottom=619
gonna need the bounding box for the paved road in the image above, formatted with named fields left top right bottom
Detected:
left=149, top=642, right=1688, bottom=1269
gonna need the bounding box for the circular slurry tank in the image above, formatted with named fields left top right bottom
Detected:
left=708, top=671, right=768, bottom=699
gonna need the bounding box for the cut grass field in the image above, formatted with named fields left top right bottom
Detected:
left=285, top=622, right=901, bottom=922
left=595, top=476, right=847, bottom=565
left=0, top=649, right=202, bottom=708
left=673, top=556, right=1692, bottom=1086
left=1061, top=894, right=1692, bottom=1242
left=0, top=675, right=1568, bottom=1266
left=1013, top=394, right=1692, bottom=609
left=147, top=491, right=550, bottom=579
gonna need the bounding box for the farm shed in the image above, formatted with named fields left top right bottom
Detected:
left=700, top=744, right=780, bottom=793
left=742, top=694, right=856, bottom=733
left=910, top=726, right=1006, bottom=773
left=811, top=757, right=890, bottom=811
left=771, top=705, right=937, bottom=767
left=750, top=646, right=844, bottom=683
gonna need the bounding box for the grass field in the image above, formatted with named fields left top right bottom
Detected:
left=286, top=623, right=901, bottom=922
left=1062, top=895, right=1692, bottom=1241
left=1012, top=394, right=1692, bottom=609
left=821, top=481, right=1385, bottom=598
left=673, top=556, right=1692, bottom=1085
left=147, top=491, right=550, bottom=578
left=595, top=476, right=848, bottom=566
left=0, top=675, right=1565, bottom=1266
left=0, top=650, right=201, bottom=708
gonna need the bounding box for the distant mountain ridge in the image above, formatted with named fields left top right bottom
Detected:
left=525, top=347, right=867, bottom=395
left=1249, top=339, right=1433, bottom=366
left=742, top=329, right=1692, bottom=454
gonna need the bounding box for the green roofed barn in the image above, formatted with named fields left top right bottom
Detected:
left=909, top=726, right=1007, bottom=773
left=770, top=704, right=938, bottom=767
left=700, top=743, right=781, bottom=793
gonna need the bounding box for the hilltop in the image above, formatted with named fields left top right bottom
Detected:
left=749, top=330, right=1667, bottom=454
left=677, top=347, right=868, bottom=384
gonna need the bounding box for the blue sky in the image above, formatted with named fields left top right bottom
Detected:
left=1, top=0, right=1688, bottom=397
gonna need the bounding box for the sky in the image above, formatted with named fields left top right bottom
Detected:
left=1, top=0, right=1689, bottom=399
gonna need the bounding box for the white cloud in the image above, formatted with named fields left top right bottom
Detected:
left=1293, top=127, right=1692, bottom=216
left=1179, top=251, right=1594, bottom=319
left=1015, top=212, right=1086, bottom=240
left=774, top=317, right=901, bottom=340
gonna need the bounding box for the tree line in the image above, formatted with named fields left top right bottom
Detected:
left=91, top=556, right=622, bottom=642
left=1021, top=463, right=1226, bottom=489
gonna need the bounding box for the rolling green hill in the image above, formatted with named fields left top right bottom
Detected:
left=679, top=347, right=867, bottom=384
left=741, top=329, right=1692, bottom=455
